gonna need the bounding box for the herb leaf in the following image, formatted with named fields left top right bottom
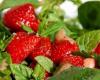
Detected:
left=76, top=30, right=100, bottom=53
left=49, top=67, right=100, bottom=80
left=33, top=64, right=45, bottom=80
left=35, top=56, right=54, bottom=73
left=10, top=64, right=34, bottom=80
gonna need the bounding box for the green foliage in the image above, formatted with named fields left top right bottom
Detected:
left=21, top=25, right=34, bottom=33
left=33, top=64, right=45, bottom=80
left=49, top=67, right=100, bottom=80
left=35, top=56, right=54, bottom=73
left=0, top=19, right=11, bottom=51
left=76, top=30, right=100, bottom=53
left=0, top=0, right=39, bottom=11
left=0, top=51, right=12, bottom=64
left=10, top=64, right=34, bottom=80
left=0, top=69, right=11, bottom=80
left=78, top=1, right=100, bottom=30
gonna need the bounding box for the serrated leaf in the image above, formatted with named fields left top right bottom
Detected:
left=10, top=64, right=34, bottom=80
left=49, top=67, right=100, bottom=80
left=0, top=0, right=39, bottom=11
left=33, top=64, right=45, bottom=80
left=76, top=30, right=100, bottom=53
left=35, top=56, right=54, bottom=73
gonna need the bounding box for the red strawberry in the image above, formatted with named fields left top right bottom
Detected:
left=51, top=40, right=79, bottom=64
left=29, top=61, right=37, bottom=69
left=61, top=55, right=84, bottom=67
left=29, top=37, right=51, bottom=61
left=44, top=72, right=52, bottom=80
left=3, top=3, right=39, bottom=32
left=94, top=43, right=100, bottom=54
left=6, top=32, right=40, bottom=63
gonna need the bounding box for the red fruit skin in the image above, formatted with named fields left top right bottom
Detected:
left=61, top=55, right=84, bottom=67
left=6, top=32, right=40, bottom=63
left=29, top=37, right=51, bottom=61
left=44, top=72, right=52, bottom=80
left=51, top=40, right=79, bottom=64
left=3, top=3, right=39, bottom=32
left=29, top=61, right=37, bottom=69
left=94, top=43, right=100, bottom=54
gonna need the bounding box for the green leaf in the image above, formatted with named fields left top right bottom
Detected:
left=10, top=64, right=34, bottom=80
left=76, top=30, right=100, bottom=53
left=0, top=20, right=11, bottom=51
left=49, top=67, right=100, bottom=80
left=38, top=18, right=48, bottom=35
left=35, top=56, right=54, bottom=73
left=0, top=34, right=12, bottom=51
left=0, top=69, right=11, bottom=80
left=0, top=51, right=12, bottom=64
left=70, top=0, right=82, bottom=5
left=92, top=53, right=100, bottom=66
left=0, top=20, right=10, bottom=35
left=78, top=1, right=100, bottom=30
left=0, top=0, right=39, bottom=11
left=72, top=51, right=90, bottom=58
left=21, top=25, right=34, bottom=33
left=33, top=64, right=45, bottom=80
left=40, top=22, right=65, bottom=37
left=39, top=0, right=64, bottom=21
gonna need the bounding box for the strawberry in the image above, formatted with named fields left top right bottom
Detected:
left=6, top=32, right=40, bottom=63
left=94, top=43, right=100, bottom=54
left=29, top=37, right=51, bottom=61
left=44, top=72, right=52, bottom=80
left=51, top=40, right=79, bottom=64
left=29, top=61, right=37, bottom=69
left=3, top=3, right=39, bottom=32
left=61, top=55, right=84, bottom=67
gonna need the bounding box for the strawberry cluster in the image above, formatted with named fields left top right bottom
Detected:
left=3, top=3, right=100, bottom=79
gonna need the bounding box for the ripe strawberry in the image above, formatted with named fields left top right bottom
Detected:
left=94, top=43, right=100, bottom=54
left=6, top=32, right=40, bottom=63
left=44, top=72, right=52, bottom=80
left=51, top=40, right=79, bottom=64
left=61, top=55, right=84, bottom=67
left=3, top=3, right=39, bottom=32
left=29, top=61, right=37, bottom=69
left=29, top=37, right=51, bottom=61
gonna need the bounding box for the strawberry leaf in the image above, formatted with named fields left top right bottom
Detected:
left=10, top=64, right=34, bottom=80
left=76, top=30, right=100, bottom=53
left=33, top=64, right=45, bottom=80
left=35, top=56, right=54, bottom=73
left=0, top=0, right=39, bottom=11
left=49, top=67, right=100, bottom=80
